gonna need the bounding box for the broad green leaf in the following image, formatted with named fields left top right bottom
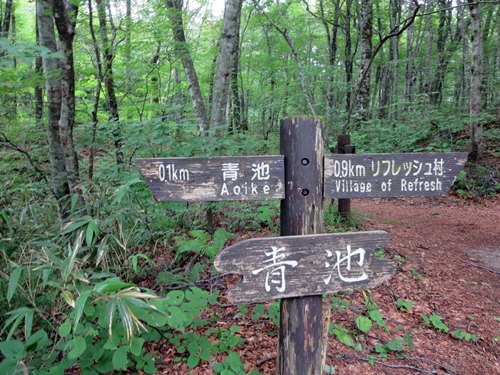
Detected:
left=187, top=354, right=200, bottom=369
left=130, top=337, right=145, bottom=356
left=168, top=305, right=187, bottom=331
left=386, top=338, right=404, bottom=351
left=68, top=336, right=86, bottom=359
left=112, top=346, right=129, bottom=370
left=7, top=266, right=22, bottom=302
left=429, top=314, right=449, bottom=332
left=0, top=339, right=24, bottom=360
left=57, top=320, right=71, bottom=339
left=356, top=316, right=372, bottom=333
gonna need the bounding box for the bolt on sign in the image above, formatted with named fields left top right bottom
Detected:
left=136, top=156, right=284, bottom=201
left=214, top=231, right=396, bottom=303
left=324, top=152, right=467, bottom=199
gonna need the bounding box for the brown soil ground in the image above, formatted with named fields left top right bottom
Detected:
left=158, top=196, right=500, bottom=375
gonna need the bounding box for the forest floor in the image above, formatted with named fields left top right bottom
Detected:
left=158, top=195, right=500, bottom=375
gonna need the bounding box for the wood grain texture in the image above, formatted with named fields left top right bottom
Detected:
left=278, top=117, right=325, bottom=375
left=136, top=156, right=284, bottom=201
left=214, top=231, right=396, bottom=303
left=324, top=152, right=467, bottom=198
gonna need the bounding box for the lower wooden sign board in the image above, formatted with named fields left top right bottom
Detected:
left=324, top=152, right=467, bottom=199
left=215, top=230, right=397, bottom=303
left=136, top=156, right=285, bottom=201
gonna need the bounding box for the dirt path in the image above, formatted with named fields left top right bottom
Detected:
left=325, top=196, right=500, bottom=375
left=160, top=196, right=500, bottom=374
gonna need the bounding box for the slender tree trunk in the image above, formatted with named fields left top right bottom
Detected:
left=344, top=0, right=353, bottom=114
left=322, top=0, right=339, bottom=129
left=166, top=0, right=208, bottom=135
left=357, top=0, right=373, bottom=121
left=430, top=0, right=451, bottom=105
left=230, top=23, right=242, bottom=133
left=1, top=0, right=12, bottom=38
left=35, top=10, right=44, bottom=126
left=95, top=0, right=122, bottom=166
left=454, top=1, right=469, bottom=110
left=209, top=0, right=243, bottom=133
left=52, top=0, right=80, bottom=195
left=88, top=0, right=103, bottom=181
left=37, top=0, right=70, bottom=213
left=404, top=2, right=415, bottom=104
left=468, top=0, right=484, bottom=161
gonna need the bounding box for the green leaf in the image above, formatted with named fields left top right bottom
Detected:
left=386, top=338, right=404, bottom=351
left=0, top=358, right=18, bottom=375
left=94, top=277, right=133, bottom=294
left=187, top=354, right=200, bottom=369
left=356, top=316, right=372, bottom=333
left=130, top=337, right=145, bottom=356
left=0, top=340, right=24, bottom=360
left=7, top=266, right=22, bottom=302
left=112, top=346, right=129, bottom=370
left=73, top=290, right=91, bottom=334
left=227, top=351, right=244, bottom=372
left=68, top=336, right=86, bottom=359
left=429, top=314, right=449, bottom=332
left=396, top=299, right=413, bottom=312
left=59, top=320, right=71, bottom=338
left=368, top=310, right=385, bottom=327
left=168, top=306, right=187, bottom=331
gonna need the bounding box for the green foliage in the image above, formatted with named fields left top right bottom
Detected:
left=174, top=228, right=233, bottom=259
left=329, top=323, right=361, bottom=351
left=324, top=204, right=361, bottom=233
left=421, top=314, right=449, bottom=332
left=451, top=329, right=477, bottom=343
left=396, top=299, right=414, bottom=312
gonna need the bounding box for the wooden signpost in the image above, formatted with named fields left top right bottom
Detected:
left=136, top=156, right=284, bottom=201
left=214, top=231, right=396, bottom=303
left=324, top=152, right=467, bottom=199
left=136, top=116, right=466, bottom=375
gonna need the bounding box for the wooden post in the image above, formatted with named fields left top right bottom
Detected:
left=336, top=134, right=355, bottom=219
left=278, top=117, right=325, bottom=375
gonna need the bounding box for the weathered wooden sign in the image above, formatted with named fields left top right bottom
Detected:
left=324, top=152, right=467, bottom=199
left=136, top=156, right=285, bottom=201
left=215, top=230, right=396, bottom=303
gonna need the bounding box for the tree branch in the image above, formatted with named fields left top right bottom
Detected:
left=345, top=0, right=421, bottom=130
left=0, top=132, right=49, bottom=183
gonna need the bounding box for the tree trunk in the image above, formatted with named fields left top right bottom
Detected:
left=37, top=0, right=70, bottom=213
left=51, top=0, right=80, bottom=195
left=209, top=0, right=243, bottom=133
left=429, top=0, right=451, bottom=105
left=1, top=0, right=12, bottom=38
left=88, top=0, right=103, bottom=181
left=468, top=0, right=484, bottom=161
left=166, top=0, right=208, bottom=135
left=35, top=9, right=44, bottom=126
left=95, top=0, right=123, bottom=166
left=344, top=0, right=353, bottom=114
left=357, top=0, right=373, bottom=121
left=454, top=1, right=469, bottom=110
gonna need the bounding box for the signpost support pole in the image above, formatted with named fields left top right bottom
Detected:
left=336, top=134, right=355, bottom=219
left=278, top=117, right=326, bottom=375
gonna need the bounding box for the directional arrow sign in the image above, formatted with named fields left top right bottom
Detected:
left=136, top=156, right=284, bottom=201
left=215, top=231, right=397, bottom=303
left=324, top=152, right=467, bottom=199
